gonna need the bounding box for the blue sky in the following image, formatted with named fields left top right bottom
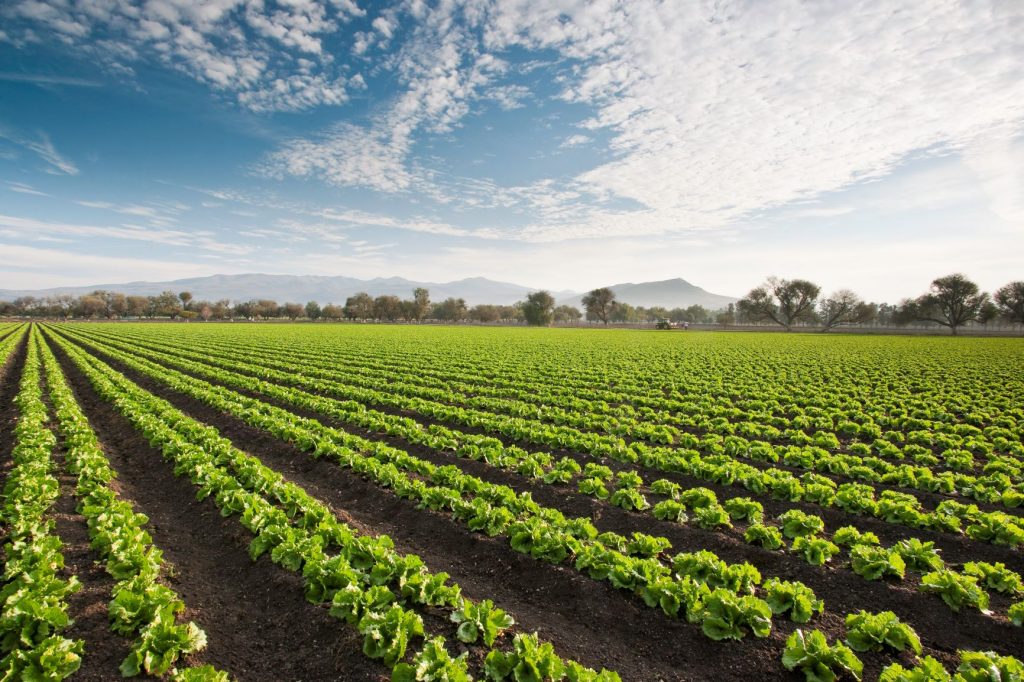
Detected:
left=0, top=0, right=1021, bottom=301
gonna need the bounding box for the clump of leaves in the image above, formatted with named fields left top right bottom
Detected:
left=698, top=589, right=772, bottom=641
left=844, top=610, right=921, bottom=654
left=791, top=536, right=840, bottom=566
left=450, top=599, right=514, bottom=647
left=782, top=629, right=862, bottom=682
left=778, top=510, right=825, bottom=539
left=849, top=545, right=906, bottom=581
left=392, top=637, right=471, bottom=682
left=831, top=526, right=879, bottom=548
left=961, top=562, right=1024, bottom=596
left=723, top=497, right=763, bottom=523
left=955, top=650, right=1024, bottom=682
left=893, top=538, right=943, bottom=573
left=484, top=632, right=564, bottom=681
left=743, top=523, right=784, bottom=550
left=878, top=656, right=951, bottom=682
left=918, top=570, right=990, bottom=613
left=763, top=578, right=823, bottom=623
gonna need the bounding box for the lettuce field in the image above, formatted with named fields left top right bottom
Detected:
left=1, top=321, right=1023, bottom=682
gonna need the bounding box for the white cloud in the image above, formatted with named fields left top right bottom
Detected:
left=0, top=128, right=78, bottom=175
left=6, top=181, right=48, bottom=196
left=560, top=134, right=590, bottom=148
left=2, top=0, right=362, bottom=111
left=264, top=0, right=1024, bottom=242
left=0, top=242, right=239, bottom=288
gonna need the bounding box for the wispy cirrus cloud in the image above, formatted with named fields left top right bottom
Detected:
left=0, top=127, right=79, bottom=175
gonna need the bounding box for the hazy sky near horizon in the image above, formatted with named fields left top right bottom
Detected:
left=0, top=0, right=1021, bottom=300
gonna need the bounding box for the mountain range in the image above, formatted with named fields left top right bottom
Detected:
left=0, top=274, right=737, bottom=309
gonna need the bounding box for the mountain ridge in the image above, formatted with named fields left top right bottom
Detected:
left=0, top=273, right=736, bottom=309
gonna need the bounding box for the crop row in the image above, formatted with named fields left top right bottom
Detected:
left=48, top=326, right=1024, bottom=679
left=80, top=326, right=1024, bottom=509
left=45, top=327, right=621, bottom=681
left=63, top=327, right=1024, bottom=556
left=59, top=325, right=1024, bottom=626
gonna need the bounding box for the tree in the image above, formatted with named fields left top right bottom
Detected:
left=412, top=288, right=430, bottom=321
left=179, top=291, right=193, bottom=310
left=152, top=291, right=182, bottom=318
left=522, top=291, right=555, bottom=326
left=716, top=303, right=735, bottom=328
left=373, top=295, right=402, bottom=322
left=818, top=289, right=875, bottom=332
left=126, top=295, right=149, bottom=318
left=344, top=292, right=375, bottom=320
left=282, top=302, right=304, bottom=320
left=321, top=304, right=343, bottom=321
left=434, top=297, right=467, bottom=322
left=581, top=287, right=616, bottom=324
left=305, top=301, right=322, bottom=320
left=901, top=273, right=989, bottom=335
left=553, top=305, right=582, bottom=323
left=737, top=277, right=820, bottom=330
left=469, top=304, right=501, bottom=322
left=994, top=281, right=1024, bottom=326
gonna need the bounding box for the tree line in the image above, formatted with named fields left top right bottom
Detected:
left=2, top=273, right=1020, bottom=333
left=732, top=274, right=1023, bottom=334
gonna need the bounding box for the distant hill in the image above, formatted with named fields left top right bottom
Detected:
left=0, top=273, right=575, bottom=307
left=558, top=278, right=736, bottom=310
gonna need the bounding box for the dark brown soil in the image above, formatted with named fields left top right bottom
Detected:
left=48, top=333, right=388, bottom=682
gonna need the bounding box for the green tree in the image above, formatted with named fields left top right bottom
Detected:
left=179, top=291, right=193, bottom=310
left=412, top=287, right=431, bottom=321
left=522, top=290, right=555, bottom=326
left=344, top=292, right=375, bottom=320
left=901, top=273, right=989, bottom=335
left=737, top=277, right=820, bottom=330
left=434, top=297, right=467, bottom=322
left=581, top=287, right=616, bottom=324
left=305, top=301, right=322, bottom=320
left=373, top=295, right=402, bottom=321
left=994, top=281, right=1024, bottom=326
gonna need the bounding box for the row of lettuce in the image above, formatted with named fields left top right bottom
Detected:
left=48, top=325, right=1024, bottom=681
left=44, top=326, right=622, bottom=681
left=0, top=325, right=225, bottom=680
left=104, top=325, right=1023, bottom=486
left=74, top=325, right=1024, bottom=548
left=59, top=326, right=1024, bottom=626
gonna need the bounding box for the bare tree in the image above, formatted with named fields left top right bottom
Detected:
left=994, top=281, right=1024, bottom=327
left=818, top=289, right=875, bottom=332
left=581, top=287, right=616, bottom=324
left=737, top=277, right=820, bottom=330
left=901, top=273, right=989, bottom=335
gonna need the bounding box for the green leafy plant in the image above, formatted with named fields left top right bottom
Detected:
left=120, top=617, right=208, bottom=677
left=723, top=497, right=763, bottom=523
left=893, top=538, right=943, bottom=572
left=782, top=629, right=862, bottom=682
left=450, top=599, right=514, bottom=647
left=484, top=632, right=565, bottom=681
left=763, top=578, right=823, bottom=623
left=918, top=570, right=990, bottom=613
left=698, top=589, right=772, bottom=641
left=849, top=545, right=906, bottom=581
left=743, top=523, right=784, bottom=550
left=392, top=636, right=471, bottom=682
left=791, top=536, right=840, bottom=566
left=955, top=650, right=1024, bottom=682
left=878, top=656, right=951, bottom=682
left=844, top=610, right=921, bottom=654
left=779, top=510, right=825, bottom=539
left=358, top=606, right=424, bottom=668
left=961, top=562, right=1024, bottom=596
left=831, top=526, right=879, bottom=548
